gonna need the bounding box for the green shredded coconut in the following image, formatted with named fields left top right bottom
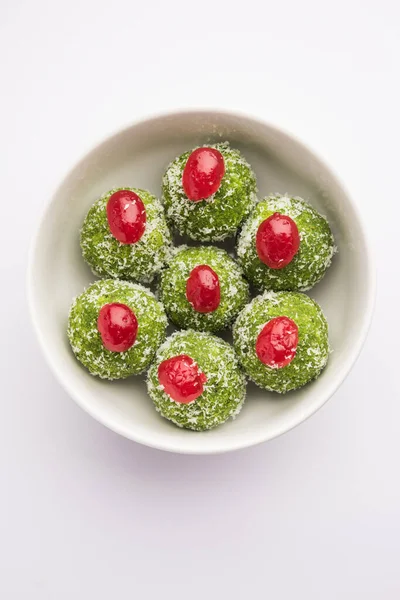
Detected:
left=147, top=330, right=246, bottom=430
left=237, top=194, right=336, bottom=291
left=233, top=291, right=329, bottom=393
left=68, top=279, right=167, bottom=380
left=162, top=142, right=257, bottom=241
left=80, top=187, right=172, bottom=284
left=160, top=245, right=249, bottom=333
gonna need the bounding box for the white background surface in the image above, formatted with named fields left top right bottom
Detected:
left=1, top=0, right=398, bottom=598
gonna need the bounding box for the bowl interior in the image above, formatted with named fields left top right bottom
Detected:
left=29, top=111, right=372, bottom=453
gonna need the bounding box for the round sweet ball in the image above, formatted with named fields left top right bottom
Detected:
left=80, top=188, right=172, bottom=284
left=147, top=330, right=246, bottom=431
left=68, top=279, right=168, bottom=380
left=160, top=246, right=249, bottom=333
left=236, top=194, right=335, bottom=292
left=162, top=142, right=257, bottom=241
left=233, top=291, right=329, bottom=393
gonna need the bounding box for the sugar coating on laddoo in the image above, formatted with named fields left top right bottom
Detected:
left=233, top=291, right=329, bottom=393
left=80, top=188, right=172, bottom=284
left=147, top=330, right=246, bottom=431
left=162, top=142, right=257, bottom=241
left=236, top=194, right=336, bottom=292
left=68, top=279, right=167, bottom=380
left=160, top=245, right=249, bottom=333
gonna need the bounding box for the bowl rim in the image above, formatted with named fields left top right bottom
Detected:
left=27, top=107, right=376, bottom=454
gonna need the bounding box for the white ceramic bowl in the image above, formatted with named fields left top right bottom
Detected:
left=28, top=110, right=375, bottom=454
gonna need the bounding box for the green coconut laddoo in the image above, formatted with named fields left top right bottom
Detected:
left=162, top=142, right=257, bottom=241
left=159, top=245, right=249, bottom=333
left=147, top=330, right=247, bottom=431
left=233, top=291, right=329, bottom=393
left=68, top=279, right=168, bottom=380
left=236, top=194, right=336, bottom=292
left=80, top=187, right=172, bottom=284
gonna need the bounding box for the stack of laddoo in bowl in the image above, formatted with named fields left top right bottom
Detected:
left=68, top=141, right=336, bottom=431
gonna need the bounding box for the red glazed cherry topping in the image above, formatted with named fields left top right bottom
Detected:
left=255, top=316, right=299, bottom=369
left=182, top=147, right=225, bottom=201
left=186, top=265, right=221, bottom=313
left=256, top=213, right=300, bottom=269
left=158, top=354, right=207, bottom=404
left=97, top=303, right=138, bottom=352
left=106, top=189, right=146, bottom=244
